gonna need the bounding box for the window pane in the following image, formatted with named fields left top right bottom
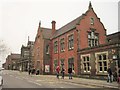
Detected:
left=87, top=63, right=89, bottom=66
left=84, top=63, right=86, bottom=66
left=98, top=55, right=102, bottom=60
left=99, top=62, right=102, bottom=66
left=104, top=67, right=107, bottom=71
left=103, top=54, right=106, bottom=60
left=83, top=57, right=86, bottom=61
left=103, top=61, right=107, bottom=66
left=100, top=67, right=102, bottom=71
left=88, top=66, right=90, bottom=71
left=87, top=57, right=89, bottom=61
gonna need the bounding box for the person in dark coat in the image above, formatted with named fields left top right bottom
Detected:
left=113, top=68, right=117, bottom=81
left=68, top=67, right=72, bottom=79
left=28, top=68, right=31, bottom=75
left=61, top=67, right=65, bottom=79
left=107, top=66, right=112, bottom=83
left=36, top=69, right=40, bottom=75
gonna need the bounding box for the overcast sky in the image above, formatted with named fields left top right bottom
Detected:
left=0, top=0, right=119, bottom=65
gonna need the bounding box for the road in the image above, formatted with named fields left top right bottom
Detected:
left=1, top=70, right=117, bottom=90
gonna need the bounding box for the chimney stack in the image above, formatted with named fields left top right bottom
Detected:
left=51, top=20, right=56, bottom=35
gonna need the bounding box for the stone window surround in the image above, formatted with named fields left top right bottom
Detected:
left=95, top=51, right=109, bottom=75
left=81, top=54, right=91, bottom=73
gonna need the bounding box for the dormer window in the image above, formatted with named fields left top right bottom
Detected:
left=90, top=17, right=94, bottom=25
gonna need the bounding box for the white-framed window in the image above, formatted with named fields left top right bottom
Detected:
left=60, top=38, right=65, bottom=52
left=90, top=17, right=94, bottom=25
left=54, top=60, right=58, bottom=72
left=95, top=52, right=109, bottom=73
left=46, top=45, right=49, bottom=54
left=54, top=41, right=58, bottom=53
left=88, top=31, right=99, bottom=47
left=60, top=59, right=64, bottom=70
left=24, top=51, right=29, bottom=56
left=68, top=34, right=74, bottom=50
left=81, top=55, right=91, bottom=72
left=68, top=57, right=74, bottom=70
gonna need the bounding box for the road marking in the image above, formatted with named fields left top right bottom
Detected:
left=36, top=80, right=43, bottom=82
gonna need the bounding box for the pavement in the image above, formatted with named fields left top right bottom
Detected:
left=16, top=71, right=119, bottom=89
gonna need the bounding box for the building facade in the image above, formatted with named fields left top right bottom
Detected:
left=50, top=2, right=107, bottom=75
left=4, top=2, right=120, bottom=79
left=33, top=22, right=52, bottom=74
left=19, top=40, right=34, bottom=71
left=4, top=53, right=21, bottom=70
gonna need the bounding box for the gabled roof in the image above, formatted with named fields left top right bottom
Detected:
left=40, top=27, right=52, bottom=39
left=10, top=53, right=21, bottom=60
left=52, top=15, right=83, bottom=39
left=51, top=2, right=104, bottom=39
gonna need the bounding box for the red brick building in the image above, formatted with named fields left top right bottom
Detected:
left=32, top=2, right=120, bottom=79
left=33, top=22, right=52, bottom=74
left=4, top=53, right=21, bottom=70
left=50, top=2, right=106, bottom=75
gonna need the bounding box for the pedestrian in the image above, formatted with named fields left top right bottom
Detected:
left=28, top=68, right=31, bottom=75
left=68, top=67, right=72, bottom=79
left=107, top=66, right=112, bottom=83
left=36, top=69, right=40, bottom=75
left=117, top=69, right=120, bottom=90
left=56, top=66, right=60, bottom=79
left=113, top=68, right=117, bottom=81
left=61, top=67, right=65, bottom=79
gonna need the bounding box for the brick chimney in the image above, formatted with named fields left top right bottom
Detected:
left=51, top=20, right=56, bottom=35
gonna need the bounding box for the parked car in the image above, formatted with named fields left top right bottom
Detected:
left=0, top=75, right=3, bottom=86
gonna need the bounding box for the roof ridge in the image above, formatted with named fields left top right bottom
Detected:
left=41, top=27, right=51, bottom=30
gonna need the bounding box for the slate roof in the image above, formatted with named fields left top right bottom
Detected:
left=51, top=2, right=96, bottom=39
left=10, top=53, right=21, bottom=60
left=51, top=15, right=83, bottom=39
left=40, top=27, right=52, bottom=39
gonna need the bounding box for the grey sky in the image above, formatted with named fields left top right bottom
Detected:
left=0, top=0, right=119, bottom=65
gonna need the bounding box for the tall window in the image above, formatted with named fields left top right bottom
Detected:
left=68, top=34, right=74, bottom=50
left=82, top=56, right=90, bottom=72
left=46, top=45, right=49, bottom=54
left=54, top=41, right=58, bottom=53
left=60, top=38, right=65, bottom=52
left=60, top=59, right=64, bottom=70
left=68, top=58, right=74, bottom=70
left=97, top=54, right=108, bottom=72
left=88, top=31, right=99, bottom=47
left=37, top=47, right=40, bottom=59
left=54, top=60, right=58, bottom=72
left=24, top=51, right=29, bottom=57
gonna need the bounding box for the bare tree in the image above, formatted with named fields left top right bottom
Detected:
left=0, top=40, right=10, bottom=65
left=0, top=40, right=7, bottom=54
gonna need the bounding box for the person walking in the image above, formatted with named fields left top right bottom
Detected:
left=68, top=67, right=72, bottom=79
left=61, top=67, right=65, bottom=79
left=56, top=66, right=60, bottom=79
left=118, top=69, right=120, bottom=90
left=113, top=68, right=117, bottom=81
left=107, top=66, right=112, bottom=83
left=28, top=68, right=31, bottom=75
